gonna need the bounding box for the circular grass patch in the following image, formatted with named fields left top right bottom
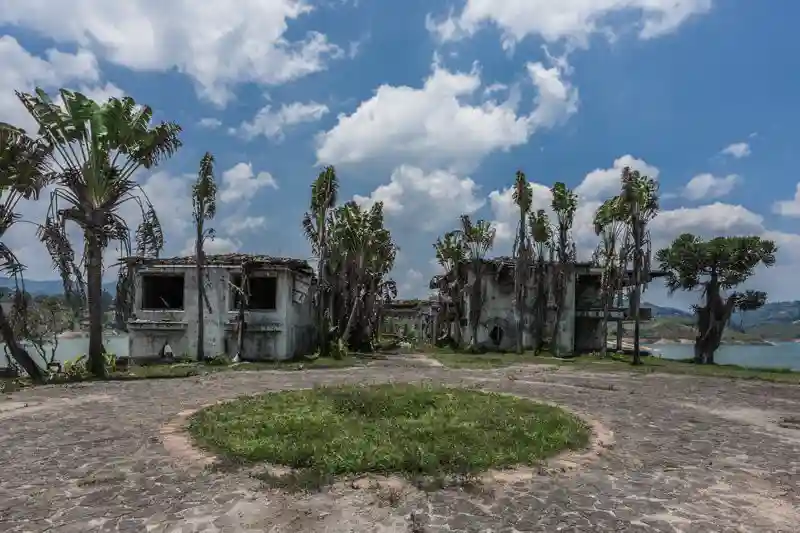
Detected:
left=188, top=384, right=590, bottom=478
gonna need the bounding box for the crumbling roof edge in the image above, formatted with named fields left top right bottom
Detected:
left=122, top=253, right=314, bottom=274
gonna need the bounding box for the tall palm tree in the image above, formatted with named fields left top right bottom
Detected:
left=528, top=209, right=553, bottom=354
left=18, top=88, right=182, bottom=377
left=550, top=182, right=577, bottom=357
left=302, top=166, right=338, bottom=356
left=457, top=215, right=495, bottom=351
left=593, top=196, right=626, bottom=358
left=0, top=123, right=52, bottom=382
left=191, top=153, right=217, bottom=361
left=619, top=167, right=659, bottom=365
left=511, top=171, right=533, bottom=353
left=432, top=231, right=467, bottom=347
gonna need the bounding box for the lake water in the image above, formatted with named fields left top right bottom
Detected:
left=645, top=342, right=800, bottom=371
left=1, top=334, right=130, bottom=367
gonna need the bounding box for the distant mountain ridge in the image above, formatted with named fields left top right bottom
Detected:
left=644, top=302, right=692, bottom=318
left=644, top=299, right=800, bottom=328
left=0, top=277, right=116, bottom=296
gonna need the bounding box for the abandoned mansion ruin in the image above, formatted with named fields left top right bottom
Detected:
left=124, top=254, right=315, bottom=361
left=429, top=257, right=665, bottom=354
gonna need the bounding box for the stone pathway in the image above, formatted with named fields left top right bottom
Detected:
left=1, top=357, right=799, bottom=532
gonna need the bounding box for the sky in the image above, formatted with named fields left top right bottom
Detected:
left=1, top=0, right=799, bottom=311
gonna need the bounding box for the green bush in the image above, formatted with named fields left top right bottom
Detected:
left=205, top=353, right=232, bottom=366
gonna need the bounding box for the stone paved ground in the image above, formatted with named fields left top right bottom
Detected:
left=1, top=356, right=799, bottom=532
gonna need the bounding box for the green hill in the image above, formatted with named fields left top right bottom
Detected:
left=637, top=301, right=800, bottom=343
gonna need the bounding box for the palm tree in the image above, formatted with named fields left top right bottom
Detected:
left=0, top=123, right=52, bottom=382
left=550, top=182, right=577, bottom=357
left=191, top=153, right=217, bottom=361
left=457, top=215, right=495, bottom=351
left=18, top=88, right=182, bottom=377
left=528, top=209, right=553, bottom=354
left=511, top=171, right=533, bottom=353
left=432, top=231, right=467, bottom=347
left=619, top=167, right=659, bottom=365
left=593, top=196, right=626, bottom=358
left=302, top=166, right=338, bottom=356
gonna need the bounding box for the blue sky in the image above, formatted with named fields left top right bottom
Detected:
left=1, top=0, right=799, bottom=310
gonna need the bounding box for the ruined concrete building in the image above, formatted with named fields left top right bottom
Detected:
left=124, top=254, right=315, bottom=361
left=433, top=257, right=664, bottom=354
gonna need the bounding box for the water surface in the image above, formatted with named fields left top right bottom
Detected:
left=646, top=342, right=800, bottom=371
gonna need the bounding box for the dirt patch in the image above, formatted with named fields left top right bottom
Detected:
left=680, top=403, right=800, bottom=444
left=160, top=407, right=217, bottom=471
left=661, top=477, right=800, bottom=531
left=404, top=353, right=445, bottom=367
left=0, top=394, right=113, bottom=420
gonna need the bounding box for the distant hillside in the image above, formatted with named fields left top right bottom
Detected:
left=638, top=300, right=800, bottom=342
left=643, top=302, right=692, bottom=318
left=732, top=300, right=800, bottom=328
left=0, top=277, right=116, bottom=296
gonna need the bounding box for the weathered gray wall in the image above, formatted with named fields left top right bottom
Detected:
left=460, top=267, right=579, bottom=354
left=128, top=264, right=314, bottom=361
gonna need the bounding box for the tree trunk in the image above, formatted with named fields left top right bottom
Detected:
left=531, top=259, right=547, bottom=355
left=342, top=286, right=362, bottom=347
left=236, top=263, right=249, bottom=360
left=514, top=260, right=525, bottom=354
left=195, top=233, right=205, bottom=361
left=599, top=278, right=611, bottom=358
left=631, top=217, right=642, bottom=366
left=615, top=289, right=624, bottom=352
left=316, top=255, right=328, bottom=357
left=453, top=296, right=463, bottom=347
left=0, top=303, right=45, bottom=382
left=694, top=278, right=734, bottom=365
left=85, top=231, right=106, bottom=377
left=552, top=267, right=564, bottom=357
left=468, top=265, right=481, bottom=351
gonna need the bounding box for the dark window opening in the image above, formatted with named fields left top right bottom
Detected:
left=231, top=274, right=277, bottom=310
left=141, top=274, right=185, bottom=310
left=489, top=326, right=504, bottom=347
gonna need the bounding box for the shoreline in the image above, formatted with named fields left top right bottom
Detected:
left=637, top=338, right=779, bottom=347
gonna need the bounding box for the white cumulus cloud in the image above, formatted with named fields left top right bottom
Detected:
left=353, top=165, right=485, bottom=232
left=720, top=142, right=751, bottom=158
left=772, top=183, right=800, bottom=218
left=0, top=0, right=344, bottom=106
left=316, top=58, right=576, bottom=173
left=219, top=162, right=278, bottom=204
left=427, top=0, right=713, bottom=48
left=683, top=173, right=740, bottom=200
left=234, top=101, right=329, bottom=141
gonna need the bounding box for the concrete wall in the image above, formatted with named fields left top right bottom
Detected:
left=128, top=264, right=314, bottom=361
left=459, top=266, right=582, bottom=354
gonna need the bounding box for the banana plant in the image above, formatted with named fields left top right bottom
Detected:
left=17, top=88, right=181, bottom=377
left=456, top=215, right=495, bottom=351
left=0, top=123, right=52, bottom=382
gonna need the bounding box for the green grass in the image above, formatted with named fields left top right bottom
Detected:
left=575, top=353, right=800, bottom=383
left=188, top=384, right=590, bottom=486
left=2, top=356, right=363, bottom=389
left=114, top=355, right=363, bottom=379
left=426, top=347, right=547, bottom=368
left=423, top=346, right=800, bottom=383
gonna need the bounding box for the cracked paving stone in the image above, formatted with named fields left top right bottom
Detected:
left=0, top=361, right=798, bottom=532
